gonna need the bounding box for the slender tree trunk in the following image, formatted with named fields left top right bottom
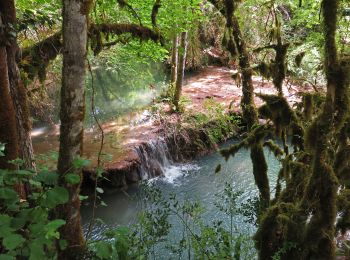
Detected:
left=302, top=1, right=342, bottom=259
left=0, top=0, right=35, bottom=170
left=170, top=35, right=179, bottom=85
left=0, top=20, right=19, bottom=170
left=57, top=0, right=89, bottom=257
left=173, top=31, right=188, bottom=111
left=230, top=10, right=270, bottom=205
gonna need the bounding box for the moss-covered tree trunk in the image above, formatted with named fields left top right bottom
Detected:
left=170, top=35, right=179, bottom=86
left=173, top=31, right=188, bottom=111
left=0, top=0, right=35, bottom=170
left=0, top=17, right=19, bottom=170
left=57, top=0, right=89, bottom=257
left=225, top=1, right=270, bottom=205
left=302, top=0, right=344, bottom=258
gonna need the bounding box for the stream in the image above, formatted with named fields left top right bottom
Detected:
left=81, top=140, right=281, bottom=258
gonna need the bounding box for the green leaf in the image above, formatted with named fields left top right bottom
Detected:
left=34, top=170, right=58, bottom=185
left=95, top=241, right=113, bottom=259
left=59, top=239, right=68, bottom=250
left=115, top=227, right=130, bottom=259
left=79, top=195, right=89, bottom=201
left=42, top=186, right=69, bottom=208
left=0, top=254, right=15, bottom=260
left=0, top=214, right=15, bottom=238
left=64, top=173, right=80, bottom=185
left=8, top=158, right=25, bottom=167
left=11, top=210, right=30, bottom=229
left=45, top=219, right=66, bottom=239
left=29, top=241, right=45, bottom=260
left=0, top=188, right=18, bottom=201
left=3, top=234, right=25, bottom=250
left=72, top=158, right=91, bottom=169
left=96, top=187, right=104, bottom=194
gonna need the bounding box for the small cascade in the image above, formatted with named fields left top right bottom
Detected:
left=134, top=138, right=173, bottom=180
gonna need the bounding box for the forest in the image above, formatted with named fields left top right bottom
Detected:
left=0, top=0, right=350, bottom=259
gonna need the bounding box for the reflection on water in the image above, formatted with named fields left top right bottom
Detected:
left=81, top=140, right=281, bottom=256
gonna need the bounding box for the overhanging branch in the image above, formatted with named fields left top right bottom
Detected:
left=20, top=23, right=163, bottom=80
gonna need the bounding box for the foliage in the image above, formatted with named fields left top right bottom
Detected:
left=0, top=147, right=90, bottom=259
left=88, top=182, right=256, bottom=259
left=183, top=98, right=241, bottom=144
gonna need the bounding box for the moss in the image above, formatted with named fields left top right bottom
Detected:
left=302, top=93, right=313, bottom=120
left=263, top=140, right=284, bottom=158
left=255, top=202, right=305, bottom=259
left=271, top=43, right=289, bottom=95
left=257, top=94, right=304, bottom=150
left=337, top=189, right=350, bottom=234
left=295, top=51, right=306, bottom=67
left=254, top=61, right=272, bottom=79
left=80, top=0, right=93, bottom=16
left=20, top=32, right=62, bottom=82
left=251, top=143, right=270, bottom=205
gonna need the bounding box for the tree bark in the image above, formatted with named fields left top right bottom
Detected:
left=170, top=35, right=179, bottom=85
left=173, top=31, right=188, bottom=111
left=0, top=0, right=35, bottom=170
left=0, top=24, right=19, bottom=170
left=57, top=0, right=89, bottom=257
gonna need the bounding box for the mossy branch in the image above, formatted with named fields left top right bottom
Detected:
left=20, top=23, right=163, bottom=80
left=151, top=0, right=161, bottom=29
left=20, top=32, right=62, bottom=82
left=90, top=23, right=162, bottom=43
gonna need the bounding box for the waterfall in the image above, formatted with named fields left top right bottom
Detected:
left=134, top=138, right=173, bottom=180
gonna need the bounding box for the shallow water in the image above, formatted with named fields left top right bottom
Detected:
left=81, top=140, right=281, bottom=258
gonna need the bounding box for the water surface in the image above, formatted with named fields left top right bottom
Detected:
left=81, top=140, right=281, bottom=258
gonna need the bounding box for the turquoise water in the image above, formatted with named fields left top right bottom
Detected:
left=81, top=140, right=281, bottom=258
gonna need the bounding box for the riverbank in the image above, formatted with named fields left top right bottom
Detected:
left=32, top=66, right=313, bottom=191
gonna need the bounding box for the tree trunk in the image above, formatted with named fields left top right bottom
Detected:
left=170, top=35, right=179, bottom=85
left=173, top=31, right=188, bottom=111
left=0, top=22, right=19, bottom=170
left=0, top=0, right=35, bottom=170
left=229, top=9, right=270, bottom=205
left=57, top=0, right=89, bottom=257
left=302, top=1, right=341, bottom=258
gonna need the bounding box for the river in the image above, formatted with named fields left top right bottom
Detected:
left=81, top=140, right=281, bottom=258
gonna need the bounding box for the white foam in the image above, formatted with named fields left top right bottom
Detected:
left=162, top=164, right=200, bottom=185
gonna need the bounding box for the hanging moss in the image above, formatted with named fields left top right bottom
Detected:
left=302, top=160, right=338, bottom=259
left=271, top=43, right=289, bottom=95
left=254, top=61, right=272, bottom=79
left=255, top=202, right=305, bottom=259
left=20, top=32, right=62, bottom=82
left=263, top=140, right=284, bottom=158
left=257, top=94, right=304, bottom=150
left=302, top=93, right=313, bottom=120
left=251, top=143, right=270, bottom=205
left=295, top=51, right=306, bottom=67
left=337, top=189, right=350, bottom=234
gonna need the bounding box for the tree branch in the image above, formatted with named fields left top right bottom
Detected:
left=151, top=0, right=161, bottom=29
left=116, top=0, right=143, bottom=25
left=20, top=23, right=163, bottom=80
left=90, top=23, right=162, bottom=43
